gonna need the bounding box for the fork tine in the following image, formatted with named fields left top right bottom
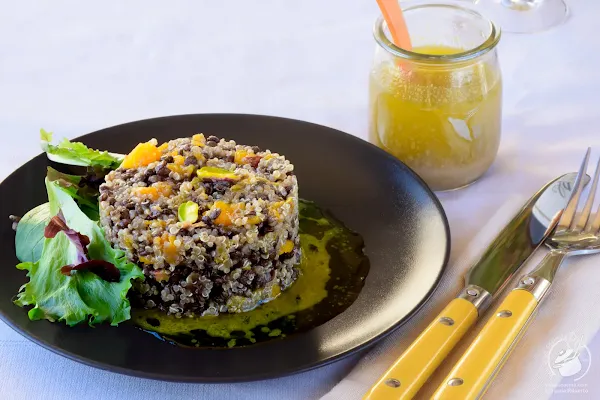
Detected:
left=557, top=148, right=591, bottom=232
left=590, top=199, right=600, bottom=234
left=583, top=157, right=600, bottom=232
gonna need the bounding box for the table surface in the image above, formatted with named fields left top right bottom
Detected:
left=1, top=1, right=599, bottom=399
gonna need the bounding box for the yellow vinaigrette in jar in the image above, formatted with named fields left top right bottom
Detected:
left=369, top=45, right=502, bottom=191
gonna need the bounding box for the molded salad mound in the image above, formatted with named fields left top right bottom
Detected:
left=98, top=135, right=300, bottom=317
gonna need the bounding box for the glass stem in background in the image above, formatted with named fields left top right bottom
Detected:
left=474, top=0, right=568, bottom=33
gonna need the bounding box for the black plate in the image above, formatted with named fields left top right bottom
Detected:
left=0, top=114, right=450, bottom=382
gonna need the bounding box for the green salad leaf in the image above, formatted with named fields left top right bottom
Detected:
left=15, top=203, right=52, bottom=263
left=40, top=129, right=124, bottom=169
left=14, top=179, right=144, bottom=326
left=15, top=167, right=103, bottom=263
left=47, top=167, right=100, bottom=220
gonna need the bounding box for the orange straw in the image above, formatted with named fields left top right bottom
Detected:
left=376, top=0, right=412, bottom=50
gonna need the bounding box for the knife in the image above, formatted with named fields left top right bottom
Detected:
left=363, top=172, right=588, bottom=400
left=431, top=153, right=592, bottom=400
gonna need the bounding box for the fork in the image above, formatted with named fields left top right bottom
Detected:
left=432, top=149, right=600, bottom=400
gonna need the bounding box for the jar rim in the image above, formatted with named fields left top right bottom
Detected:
left=373, top=3, right=501, bottom=63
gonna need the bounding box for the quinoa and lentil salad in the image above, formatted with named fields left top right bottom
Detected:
left=99, top=134, right=300, bottom=317
left=11, top=131, right=302, bottom=327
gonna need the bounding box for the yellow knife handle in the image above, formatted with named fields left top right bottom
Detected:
left=432, top=289, right=541, bottom=400
left=363, top=298, right=478, bottom=400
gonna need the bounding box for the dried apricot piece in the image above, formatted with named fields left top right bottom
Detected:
left=121, top=141, right=162, bottom=169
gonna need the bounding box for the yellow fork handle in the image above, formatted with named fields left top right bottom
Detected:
left=363, top=298, right=478, bottom=400
left=432, top=289, right=539, bottom=400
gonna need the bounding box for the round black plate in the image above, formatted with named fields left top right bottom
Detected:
left=0, top=114, right=450, bottom=382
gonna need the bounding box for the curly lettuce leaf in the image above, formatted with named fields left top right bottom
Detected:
left=15, top=203, right=52, bottom=263
left=40, top=129, right=124, bottom=169
left=16, top=232, right=96, bottom=325
left=15, top=167, right=102, bottom=263
left=47, top=167, right=100, bottom=220
left=14, top=179, right=144, bottom=326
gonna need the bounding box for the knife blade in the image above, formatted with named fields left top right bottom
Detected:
left=363, top=172, right=589, bottom=400
left=462, top=172, right=588, bottom=310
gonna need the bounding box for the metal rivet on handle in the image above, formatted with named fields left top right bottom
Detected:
left=497, top=310, right=513, bottom=318
left=448, top=378, right=464, bottom=386
left=385, top=378, right=401, bottom=388
left=439, top=317, right=455, bottom=326
left=466, top=288, right=479, bottom=297
left=521, top=277, right=535, bottom=286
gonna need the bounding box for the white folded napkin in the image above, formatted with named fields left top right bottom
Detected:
left=322, top=195, right=600, bottom=400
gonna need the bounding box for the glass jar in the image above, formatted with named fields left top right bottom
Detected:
left=369, top=3, right=502, bottom=191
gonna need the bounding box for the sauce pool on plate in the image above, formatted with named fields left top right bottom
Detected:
left=132, top=200, right=370, bottom=347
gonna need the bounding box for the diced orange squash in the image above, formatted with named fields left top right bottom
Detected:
left=133, top=186, right=158, bottom=199
left=162, top=234, right=179, bottom=265
left=158, top=143, right=169, bottom=152
left=247, top=215, right=262, bottom=225
left=192, top=134, right=206, bottom=147
left=269, top=198, right=294, bottom=220
left=192, top=147, right=205, bottom=162
left=234, top=150, right=262, bottom=167
left=234, top=150, right=249, bottom=164
left=154, top=182, right=172, bottom=197
left=210, top=201, right=261, bottom=226
left=173, top=155, right=185, bottom=165
left=269, top=201, right=285, bottom=220
left=212, top=201, right=235, bottom=226
left=286, top=197, right=295, bottom=211
left=152, top=270, right=170, bottom=282
left=139, top=256, right=152, bottom=264
left=168, top=164, right=195, bottom=176
left=132, top=182, right=172, bottom=201
left=167, top=164, right=182, bottom=174
left=279, top=240, right=294, bottom=255
left=121, top=141, right=162, bottom=169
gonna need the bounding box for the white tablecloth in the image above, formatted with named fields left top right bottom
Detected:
left=1, top=1, right=599, bottom=399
